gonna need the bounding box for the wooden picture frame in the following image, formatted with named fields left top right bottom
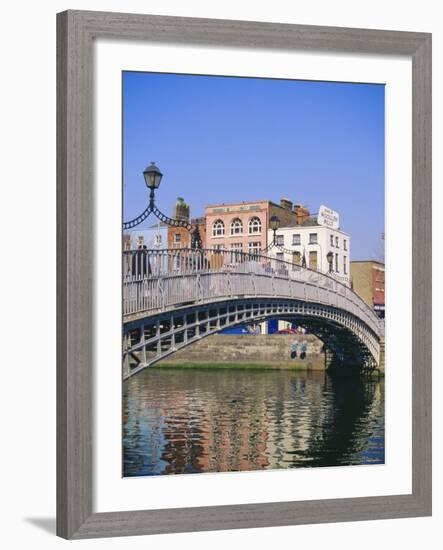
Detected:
left=57, top=10, right=432, bottom=539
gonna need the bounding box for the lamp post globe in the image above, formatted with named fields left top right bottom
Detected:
left=326, top=251, right=334, bottom=273
left=143, top=162, right=163, bottom=190
left=270, top=215, right=280, bottom=232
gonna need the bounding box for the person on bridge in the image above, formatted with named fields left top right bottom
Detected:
left=131, top=245, right=151, bottom=278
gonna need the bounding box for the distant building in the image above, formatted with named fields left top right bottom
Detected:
left=167, top=218, right=206, bottom=249
left=350, top=260, right=385, bottom=318
left=167, top=198, right=206, bottom=249
left=205, top=198, right=299, bottom=254
left=124, top=222, right=168, bottom=250
left=268, top=205, right=351, bottom=286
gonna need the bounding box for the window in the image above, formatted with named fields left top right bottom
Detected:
left=248, top=216, right=261, bottom=234
left=155, top=234, right=162, bottom=246
left=212, top=219, right=225, bottom=236
left=137, top=235, right=144, bottom=248
left=343, top=239, right=347, bottom=251
left=309, top=233, right=318, bottom=244
left=335, top=253, right=339, bottom=272
left=309, top=251, right=318, bottom=270
left=343, top=256, right=347, bottom=274
left=276, top=234, right=284, bottom=246
left=230, top=243, right=243, bottom=262
left=248, top=241, right=261, bottom=255
left=335, top=236, right=339, bottom=248
left=292, top=234, right=301, bottom=245
left=172, top=233, right=182, bottom=250
left=292, top=251, right=301, bottom=269
left=230, top=218, right=243, bottom=235
left=330, top=235, right=334, bottom=246
left=276, top=252, right=284, bottom=262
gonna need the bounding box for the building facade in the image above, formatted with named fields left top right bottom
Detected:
left=350, top=260, right=385, bottom=318
left=166, top=198, right=206, bottom=249
left=267, top=205, right=351, bottom=286
left=205, top=198, right=299, bottom=255
left=124, top=223, right=168, bottom=250
left=167, top=216, right=206, bottom=249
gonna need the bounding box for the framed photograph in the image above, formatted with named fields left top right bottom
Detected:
left=57, top=10, right=432, bottom=539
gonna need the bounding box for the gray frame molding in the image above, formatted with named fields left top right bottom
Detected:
left=57, top=10, right=432, bottom=539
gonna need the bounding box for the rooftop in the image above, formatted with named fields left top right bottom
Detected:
left=206, top=199, right=269, bottom=209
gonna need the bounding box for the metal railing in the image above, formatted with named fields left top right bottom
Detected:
left=122, top=248, right=383, bottom=336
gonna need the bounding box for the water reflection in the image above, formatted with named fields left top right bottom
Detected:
left=123, top=368, right=384, bottom=477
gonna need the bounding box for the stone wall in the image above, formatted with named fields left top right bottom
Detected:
left=159, top=333, right=326, bottom=369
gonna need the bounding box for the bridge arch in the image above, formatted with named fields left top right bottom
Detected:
left=123, top=297, right=381, bottom=380
left=122, top=249, right=384, bottom=380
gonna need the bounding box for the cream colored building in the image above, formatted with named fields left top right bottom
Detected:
left=267, top=206, right=351, bottom=287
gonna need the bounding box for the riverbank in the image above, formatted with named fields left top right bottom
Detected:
left=155, top=360, right=324, bottom=370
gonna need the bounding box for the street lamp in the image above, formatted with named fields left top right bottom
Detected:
left=123, top=162, right=202, bottom=249
left=143, top=161, right=163, bottom=189
left=263, top=214, right=308, bottom=270
left=143, top=162, right=163, bottom=211
left=270, top=215, right=280, bottom=232
left=269, top=215, right=280, bottom=246
left=326, top=251, right=334, bottom=273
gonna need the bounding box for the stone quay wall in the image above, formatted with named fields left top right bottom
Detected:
left=159, top=333, right=326, bottom=369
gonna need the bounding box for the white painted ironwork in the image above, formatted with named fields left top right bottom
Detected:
left=122, top=248, right=384, bottom=379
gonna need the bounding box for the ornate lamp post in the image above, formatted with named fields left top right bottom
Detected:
left=326, top=251, right=334, bottom=273
left=266, top=215, right=284, bottom=250
left=265, top=214, right=306, bottom=267
left=143, top=161, right=163, bottom=206
left=269, top=214, right=280, bottom=235
left=124, top=162, right=202, bottom=249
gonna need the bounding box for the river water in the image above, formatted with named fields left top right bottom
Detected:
left=123, top=368, right=384, bottom=477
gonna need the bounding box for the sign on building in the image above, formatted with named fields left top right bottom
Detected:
left=318, top=205, right=339, bottom=230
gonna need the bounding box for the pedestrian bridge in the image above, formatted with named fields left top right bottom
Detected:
left=123, top=248, right=384, bottom=380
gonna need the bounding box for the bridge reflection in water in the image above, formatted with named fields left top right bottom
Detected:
left=123, top=368, right=384, bottom=476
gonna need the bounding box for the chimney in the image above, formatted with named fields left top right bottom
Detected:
left=293, top=204, right=310, bottom=225
left=280, top=197, right=293, bottom=211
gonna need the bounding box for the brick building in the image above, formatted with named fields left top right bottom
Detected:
left=167, top=198, right=206, bottom=249
left=350, top=260, right=385, bottom=318
left=167, top=217, right=207, bottom=249
left=205, top=198, right=299, bottom=254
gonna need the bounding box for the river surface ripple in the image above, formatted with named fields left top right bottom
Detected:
left=123, top=368, right=385, bottom=477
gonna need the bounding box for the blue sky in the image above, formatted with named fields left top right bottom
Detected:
left=123, top=72, right=384, bottom=260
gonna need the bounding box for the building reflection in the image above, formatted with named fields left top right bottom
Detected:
left=123, top=369, right=384, bottom=477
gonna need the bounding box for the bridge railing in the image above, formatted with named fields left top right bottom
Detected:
left=122, top=248, right=382, bottom=334
left=123, top=247, right=341, bottom=283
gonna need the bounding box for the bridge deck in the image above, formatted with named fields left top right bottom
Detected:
left=122, top=248, right=384, bottom=379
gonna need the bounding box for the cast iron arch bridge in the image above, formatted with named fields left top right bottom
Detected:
left=122, top=248, right=384, bottom=380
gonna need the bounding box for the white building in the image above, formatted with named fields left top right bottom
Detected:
left=124, top=222, right=168, bottom=250
left=267, top=205, right=351, bottom=286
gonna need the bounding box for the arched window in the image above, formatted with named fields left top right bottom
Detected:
left=248, top=216, right=261, bottom=234
left=212, top=219, right=225, bottom=237
left=230, top=218, right=243, bottom=235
